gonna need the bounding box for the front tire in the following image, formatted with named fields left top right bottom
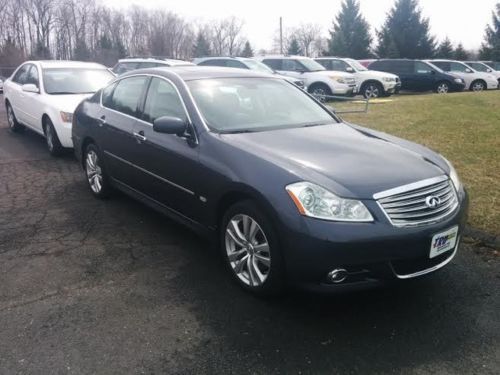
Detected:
left=308, top=83, right=332, bottom=102
left=221, top=200, right=285, bottom=296
left=44, top=118, right=64, bottom=156
left=435, top=81, right=450, bottom=94
left=6, top=102, right=24, bottom=132
left=361, top=81, right=384, bottom=99
left=84, top=143, right=112, bottom=198
left=470, top=80, right=486, bottom=92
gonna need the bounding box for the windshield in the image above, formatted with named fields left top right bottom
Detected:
left=298, top=59, right=326, bottom=72
left=187, top=78, right=336, bottom=133
left=466, top=62, right=488, bottom=72
left=243, top=59, right=275, bottom=74
left=43, top=68, right=114, bottom=95
left=345, top=59, right=367, bottom=71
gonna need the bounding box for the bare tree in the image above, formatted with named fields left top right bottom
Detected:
left=296, top=23, right=322, bottom=57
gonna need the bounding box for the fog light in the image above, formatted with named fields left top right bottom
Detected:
left=327, top=269, right=348, bottom=283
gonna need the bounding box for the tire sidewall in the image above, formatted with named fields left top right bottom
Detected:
left=44, top=119, right=64, bottom=156
left=362, top=82, right=383, bottom=99
left=220, top=200, right=285, bottom=295
left=6, top=103, right=22, bottom=132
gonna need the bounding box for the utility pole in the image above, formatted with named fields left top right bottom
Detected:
left=280, top=17, right=283, bottom=55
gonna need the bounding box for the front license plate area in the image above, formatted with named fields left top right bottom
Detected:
left=430, top=226, right=458, bottom=258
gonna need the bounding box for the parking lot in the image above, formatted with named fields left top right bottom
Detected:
left=0, top=96, right=499, bottom=374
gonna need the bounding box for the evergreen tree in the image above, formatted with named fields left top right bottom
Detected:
left=376, top=0, right=436, bottom=58
left=375, top=28, right=399, bottom=58
left=287, top=38, right=302, bottom=55
left=454, top=43, right=469, bottom=60
left=436, top=37, right=454, bottom=59
left=479, top=3, right=500, bottom=60
left=328, top=0, right=372, bottom=58
left=241, top=41, right=254, bottom=57
left=193, top=32, right=211, bottom=58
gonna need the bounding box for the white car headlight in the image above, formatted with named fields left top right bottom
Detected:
left=286, top=182, right=373, bottom=222
left=454, top=78, right=463, bottom=84
left=383, top=77, right=395, bottom=82
left=443, top=158, right=462, bottom=192
left=60, top=111, right=73, bottom=123
left=329, top=76, right=346, bottom=84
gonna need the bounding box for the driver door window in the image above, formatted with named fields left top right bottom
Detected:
left=450, top=62, right=467, bottom=72
left=12, top=64, right=31, bottom=85
left=414, top=62, right=433, bottom=74
left=283, top=60, right=304, bottom=72
left=142, top=78, right=188, bottom=123
left=330, top=60, right=350, bottom=72
left=26, top=66, right=40, bottom=87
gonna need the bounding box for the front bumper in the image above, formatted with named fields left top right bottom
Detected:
left=280, top=190, right=469, bottom=292
left=331, top=84, right=357, bottom=96
left=55, top=120, right=74, bottom=148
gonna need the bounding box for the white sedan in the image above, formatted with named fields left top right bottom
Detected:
left=3, top=61, right=114, bottom=156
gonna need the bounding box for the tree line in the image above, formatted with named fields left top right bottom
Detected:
left=0, top=0, right=499, bottom=74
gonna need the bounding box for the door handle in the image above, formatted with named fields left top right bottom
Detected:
left=98, top=116, right=106, bottom=127
left=133, top=131, right=147, bottom=142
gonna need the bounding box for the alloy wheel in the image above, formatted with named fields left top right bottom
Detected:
left=86, top=150, right=103, bottom=194
left=225, top=214, right=271, bottom=287
left=472, top=82, right=485, bottom=91
left=312, top=88, right=327, bottom=102
left=364, top=84, right=380, bottom=99
left=437, top=83, right=449, bottom=94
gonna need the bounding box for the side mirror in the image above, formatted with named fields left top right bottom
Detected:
left=153, top=116, right=187, bottom=136
left=487, top=68, right=492, bottom=73
left=346, top=67, right=354, bottom=73
left=22, top=83, right=39, bottom=93
left=465, top=68, right=472, bottom=73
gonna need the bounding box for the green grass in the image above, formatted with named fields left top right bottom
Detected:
left=336, top=91, right=500, bottom=235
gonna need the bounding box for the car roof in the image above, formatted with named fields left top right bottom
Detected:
left=28, top=60, right=108, bottom=69
left=121, top=66, right=273, bottom=81
left=119, top=58, right=194, bottom=66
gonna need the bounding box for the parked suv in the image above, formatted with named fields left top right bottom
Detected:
left=428, top=60, right=498, bottom=91
left=193, top=57, right=305, bottom=89
left=111, top=57, right=194, bottom=75
left=315, top=57, right=400, bottom=98
left=482, top=61, right=500, bottom=71
left=256, top=56, right=357, bottom=97
left=464, top=61, right=500, bottom=86
left=368, top=59, right=465, bottom=93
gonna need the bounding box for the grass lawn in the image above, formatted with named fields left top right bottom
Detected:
left=336, top=91, right=500, bottom=236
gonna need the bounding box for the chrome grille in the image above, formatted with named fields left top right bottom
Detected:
left=375, top=176, right=458, bottom=227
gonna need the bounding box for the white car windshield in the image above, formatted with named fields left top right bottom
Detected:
left=346, top=59, right=368, bottom=71
left=243, top=59, right=275, bottom=74
left=298, top=59, right=326, bottom=72
left=43, top=68, right=114, bottom=95
left=188, top=78, right=336, bottom=133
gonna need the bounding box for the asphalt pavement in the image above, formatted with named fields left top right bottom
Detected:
left=0, top=96, right=498, bottom=374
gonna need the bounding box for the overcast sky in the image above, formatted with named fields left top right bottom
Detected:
left=106, top=0, right=498, bottom=52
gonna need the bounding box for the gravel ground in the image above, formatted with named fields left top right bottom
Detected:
left=0, top=96, right=499, bottom=374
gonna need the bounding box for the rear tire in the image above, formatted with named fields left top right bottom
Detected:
left=44, top=118, right=64, bottom=156
left=220, top=200, right=285, bottom=296
left=6, top=102, right=24, bottom=132
left=83, top=143, right=112, bottom=199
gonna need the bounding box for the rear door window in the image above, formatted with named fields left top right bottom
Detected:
left=414, top=62, right=433, bottom=74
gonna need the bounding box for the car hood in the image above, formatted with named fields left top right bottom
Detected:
left=356, top=70, right=398, bottom=80
left=48, top=93, right=93, bottom=113
left=274, top=73, right=302, bottom=82
left=321, top=70, right=356, bottom=78
left=220, top=123, right=447, bottom=199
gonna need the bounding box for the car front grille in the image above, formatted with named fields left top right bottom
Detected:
left=375, top=176, right=458, bottom=227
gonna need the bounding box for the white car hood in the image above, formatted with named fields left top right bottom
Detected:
left=320, top=70, right=356, bottom=78
left=50, top=93, right=93, bottom=113
left=356, top=70, right=398, bottom=80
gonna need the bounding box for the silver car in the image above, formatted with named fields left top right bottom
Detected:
left=428, top=60, right=499, bottom=91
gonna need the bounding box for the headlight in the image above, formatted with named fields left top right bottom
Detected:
left=329, top=76, right=346, bottom=84
left=443, top=158, right=462, bottom=192
left=286, top=182, right=373, bottom=222
left=454, top=78, right=463, bottom=84
left=383, top=77, right=395, bottom=82
left=60, top=111, right=73, bottom=123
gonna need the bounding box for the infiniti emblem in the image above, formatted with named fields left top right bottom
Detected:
left=425, top=196, right=441, bottom=209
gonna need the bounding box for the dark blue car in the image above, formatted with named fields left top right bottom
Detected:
left=72, top=67, right=468, bottom=295
left=369, top=59, right=466, bottom=93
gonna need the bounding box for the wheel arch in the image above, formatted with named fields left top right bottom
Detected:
left=80, top=136, right=97, bottom=168
left=469, top=79, right=487, bottom=91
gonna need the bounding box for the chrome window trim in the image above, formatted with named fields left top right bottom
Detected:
left=104, top=150, right=195, bottom=196
left=373, top=175, right=448, bottom=200
left=392, top=236, right=460, bottom=279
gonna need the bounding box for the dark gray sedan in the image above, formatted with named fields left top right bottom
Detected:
left=72, top=67, right=468, bottom=295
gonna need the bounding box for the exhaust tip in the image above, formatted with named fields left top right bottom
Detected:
left=328, top=269, right=348, bottom=284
